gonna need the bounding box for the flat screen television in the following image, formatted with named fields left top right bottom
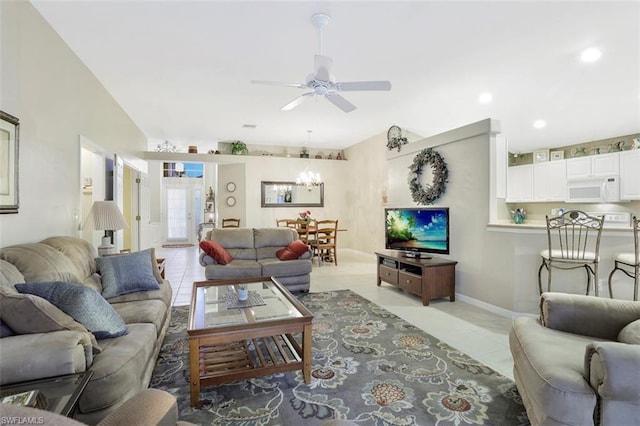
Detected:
left=385, top=207, right=450, bottom=257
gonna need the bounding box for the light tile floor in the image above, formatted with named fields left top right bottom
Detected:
left=156, top=246, right=515, bottom=379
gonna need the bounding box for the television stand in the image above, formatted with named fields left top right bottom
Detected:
left=403, top=252, right=432, bottom=259
left=376, top=250, right=457, bottom=306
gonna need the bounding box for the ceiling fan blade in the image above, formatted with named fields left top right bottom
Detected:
left=314, top=55, right=333, bottom=82
left=335, top=81, right=392, bottom=91
left=325, top=92, right=356, bottom=113
left=251, top=80, right=307, bottom=89
left=281, top=92, right=314, bottom=111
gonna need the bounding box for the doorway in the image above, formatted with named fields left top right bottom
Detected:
left=163, top=178, right=203, bottom=244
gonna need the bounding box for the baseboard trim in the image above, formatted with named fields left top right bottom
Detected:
left=455, top=293, right=537, bottom=319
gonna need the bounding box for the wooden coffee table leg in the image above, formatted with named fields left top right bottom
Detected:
left=189, top=338, right=200, bottom=406
left=302, top=323, right=312, bottom=384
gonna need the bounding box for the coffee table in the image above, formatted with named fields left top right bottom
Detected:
left=0, top=371, right=93, bottom=417
left=188, top=276, right=313, bottom=406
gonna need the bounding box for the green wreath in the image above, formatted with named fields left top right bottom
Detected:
left=408, top=148, right=449, bottom=205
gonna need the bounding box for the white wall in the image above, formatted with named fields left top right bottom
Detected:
left=0, top=1, right=148, bottom=247
left=214, top=156, right=350, bottom=230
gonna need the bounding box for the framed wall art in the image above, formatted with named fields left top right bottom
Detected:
left=550, top=150, right=565, bottom=161
left=533, top=149, right=549, bottom=163
left=0, top=111, right=19, bottom=214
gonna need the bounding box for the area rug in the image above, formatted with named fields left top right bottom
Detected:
left=150, top=290, right=529, bottom=425
left=161, top=243, right=195, bottom=248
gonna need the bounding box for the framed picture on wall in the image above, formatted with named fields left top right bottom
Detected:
left=0, top=111, right=19, bottom=214
left=533, top=149, right=549, bottom=163
left=550, top=151, right=564, bottom=161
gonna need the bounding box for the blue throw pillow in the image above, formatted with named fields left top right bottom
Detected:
left=96, top=249, right=160, bottom=299
left=15, top=281, right=128, bottom=339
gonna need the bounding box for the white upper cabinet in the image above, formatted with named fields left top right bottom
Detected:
left=620, top=150, right=640, bottom=200
left=566, top=152, right=619, bottom=180
left=506, top=164, right=534, bottom=202
left=534, top=161, right=567, bottom=201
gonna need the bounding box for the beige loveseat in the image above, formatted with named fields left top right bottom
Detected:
left=199, top=227, right=312, bottom=292
left=0, top=236, right=172, bottom=424
left=509, top=292, right=640, bottom=426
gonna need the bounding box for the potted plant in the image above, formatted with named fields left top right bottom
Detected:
left=231, top=141, right=248, bottom=155
left=300, top=148, right=309, bottom=158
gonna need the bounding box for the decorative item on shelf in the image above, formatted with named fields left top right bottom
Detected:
left=533, top=150, right=550, bottom=163
left=207, top=149, right=216, bottom=154
left=408, top=148, right=448, bottom=205
left=204, top=187, right=215, bottom=223
left=510, top=208, right=527, bottom=224
left=608, top=141, right=625, bottom=153
left=156, top=140, right=177, bottom=153
left=327, top=153, right=333, bottom=160
left=231, top=141, right=248, bottom=155
left=188, top=145, right=198, bottom=153
left=591, top=147, right=602, bottom=155
left=508, top=152, right=526, bottom=166
left=300, top=148, right=309, bottom=158
left=315, top=153, right=323, bottom=159
left=386, top=125, right=408, bottom=152
left=336, top=151, right=343, bottom=160
left=633, top=138, right=640, bottom=150
left=83, top=201, right=129, bottom=256
left=550, top=151, right=564, bottom=161
left=573, top=147, right=587, bottom=157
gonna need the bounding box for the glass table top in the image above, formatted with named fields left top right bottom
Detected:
left=190, top=279, right=306, bottom=331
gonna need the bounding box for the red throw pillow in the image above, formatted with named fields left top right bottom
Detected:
left=276, top=240, right=309, bottom=261
left=199, top=240, right=234, bottom=265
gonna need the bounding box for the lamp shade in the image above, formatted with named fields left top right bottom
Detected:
left=83, top=201, right=128, bottom=231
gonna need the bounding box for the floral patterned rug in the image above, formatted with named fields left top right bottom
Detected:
left=150, top=290, right=529, bottom=425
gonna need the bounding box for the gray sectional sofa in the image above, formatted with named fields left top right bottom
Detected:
left=199, top=227, right=312, bottom=292
left=509, top=292, right=640, bottom=426
left=0, top=236, right=172, bottom=424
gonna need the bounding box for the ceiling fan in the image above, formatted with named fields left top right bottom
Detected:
left=251, top=13, right=391, bottom=113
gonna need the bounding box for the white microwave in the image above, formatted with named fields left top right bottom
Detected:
left=566, top=176, right=621, bottom=203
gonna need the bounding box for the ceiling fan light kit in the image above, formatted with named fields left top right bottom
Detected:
left=251, top=12, right=391, bottom=113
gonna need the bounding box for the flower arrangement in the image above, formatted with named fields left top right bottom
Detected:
left=299, top=210, right=312, bottom=221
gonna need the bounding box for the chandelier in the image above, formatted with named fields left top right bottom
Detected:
left=296, top=130, right=322, bottom=190
left=296, top=170, right=322, bottom=190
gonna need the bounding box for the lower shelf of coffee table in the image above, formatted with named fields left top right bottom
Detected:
left=198, top=333, right=303, bottom=384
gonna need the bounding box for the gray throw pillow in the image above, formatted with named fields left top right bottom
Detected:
left=0, top=286, right=101, bottom=352
left=618, top=319, right=640, bottom=344
left=15, top=281, right=128, bottom=339
left=96, top=249, right=160, bottom=299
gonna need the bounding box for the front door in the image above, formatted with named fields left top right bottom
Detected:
left=163, top=178, right=202, bottom=244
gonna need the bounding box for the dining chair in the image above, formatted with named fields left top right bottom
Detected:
left=538, top=210, right=605, bottom=296
left=311, top=219, right=338, bottom=266
left=295, top=219, right=314, bottom=245
left=276, top=218, right=297, bottom=228
left=221, top=218, right=241, bottom=228
left=607, top=215, right=640, bottom=300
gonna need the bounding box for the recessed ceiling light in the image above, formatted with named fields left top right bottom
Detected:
left=580, top=47, right=602, bottom=63
left=533, top=120, right=546, bottom=129
left=478, top=92, right=492, bottom=104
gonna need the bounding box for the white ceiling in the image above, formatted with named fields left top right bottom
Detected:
left=31, top=1, right=639, bottom=153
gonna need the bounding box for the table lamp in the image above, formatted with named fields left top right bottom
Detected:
left=83, top=201, right=128, bottom=256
